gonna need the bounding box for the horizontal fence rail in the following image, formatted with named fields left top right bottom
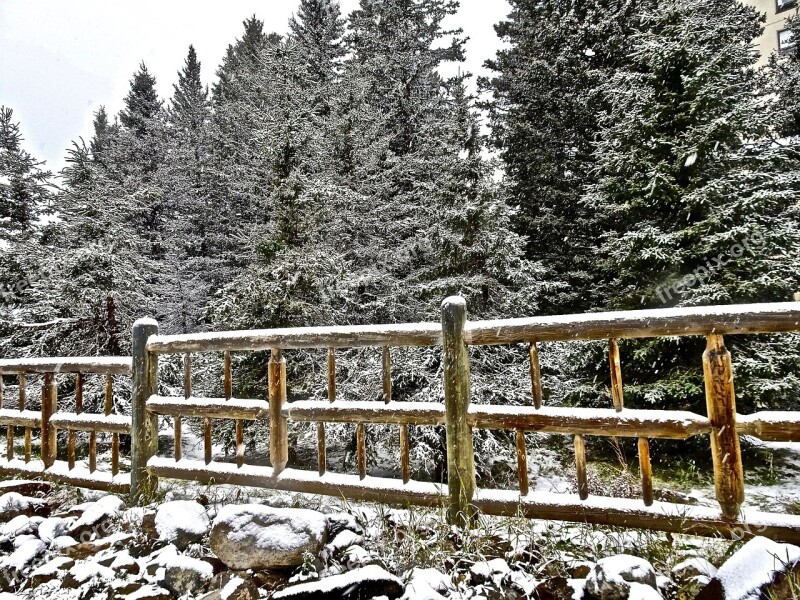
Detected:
left=4, top=300, right=800, bottom=543
left=0, top=357, right=132, bottom=492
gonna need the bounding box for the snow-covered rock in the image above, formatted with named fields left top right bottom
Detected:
left=0, top=492, right=46, bottom=522
left=501, top=570, right=537, bottom=599
left=401, top=568, right=454, bottom=600
left=696, top=536, right=800, bottom=600
left=37, top=516, right=73, bottom=544
left=1, top=538, right=45, bottom=572
left=586, top=555, right=659, bottom=600
left=271, top=565, right=404, bottom=599
left=29, top=556, right=75, bottom=586
left=61, top=560, right=115, bottom=589
left=209, top=504, right=328, bottom=570
left=199, top=575, right=259, bottom=600
left=154, top=500, right=210, bottom=548
left=123, top=584, right=172, bottom=600
left=321, top=528, right=364, bottom=562
left=164, top=555, right=214, bottom=596
left=0, top=515, right=34, bottom=539
left=69, top=494, right=124, bottom=541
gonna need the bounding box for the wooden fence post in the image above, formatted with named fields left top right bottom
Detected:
left=41, top=372, right=57, bottom=469
left=269, top=348, right=288, bottom=474
left=442, top=296, right=475, bottom=526
left=131, top=318, right=159, bottom=504
left=703, top=334, right=744, bottom=519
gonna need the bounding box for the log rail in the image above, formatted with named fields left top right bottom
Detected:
left=0, top=357, right=132, bottom=493
left=5, top=301, right=800, bottom=542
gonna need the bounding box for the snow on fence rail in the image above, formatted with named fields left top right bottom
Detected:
left=0, top=357, right=132, bottom=492
left=5, top=300, right=800, bottom=542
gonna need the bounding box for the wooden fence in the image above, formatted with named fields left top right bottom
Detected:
left=0, top=357, right=132, bottom=492
left=3, top=299, right=800, bottom=542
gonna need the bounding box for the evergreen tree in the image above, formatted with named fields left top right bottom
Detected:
left=289, top=0, right=346, bottom=86
left=578, top=0, right=800, bottom=414
left=120, top=63, right=162, bottom=136
left=484, top=0, right=652, bottom=314
left=771, top=13, right=800, bottom=136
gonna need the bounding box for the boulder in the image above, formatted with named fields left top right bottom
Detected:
left=271, top=565, right=404, bottom=600
left=0, top=515, right=34, bottom=539
left=29, top=556, right=75, bottom=586
left=1, top=537, right=45, bottom=571
left=123, top=585, right=172, bottom=600
left=154, top=500, right=210, bottom=548
left=164, top=555, right=214, bottom=596
left=61, top=560, right=115, bottom=589
left=697, top=536, right=800, bottom=600
left=199, top=575, right=259, bottom=600
left=37, top=516, right=73, bottom=544
left=0, top=493, right=47, bottom=522
left=209, top=504, right=327, bottom=570
left=586, top=555, right=658, bottom=600
left=0, top=480, right=51, bottom=496
left=401, top=568, right=454, bottom=600
left=69, top=494, right=124, bottom=541
left=321, top=529, right=364, bottom=562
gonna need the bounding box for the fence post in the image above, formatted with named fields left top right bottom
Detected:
left=40, top=373, right=57, bottom=469
left=131, top=318, right=159, bottom=504
left=703, top=334, right=744, bottom=519
left=442, top=296, right=475, bottom=526
left=269, top=348, right=288, bottom=474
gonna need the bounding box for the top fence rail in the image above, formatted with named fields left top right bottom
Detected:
left=145, top=302, right=800, bottom=354
left=0, top=357, right=132, bottom=375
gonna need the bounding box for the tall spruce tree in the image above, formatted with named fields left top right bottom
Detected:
left=484, top=0, right=653, bottom=314
left=577, top=0, right=800, bottom=415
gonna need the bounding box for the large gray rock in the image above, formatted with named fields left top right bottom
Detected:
left=69, top=494, right=124, bottom=541
left=0, top=493, right=47, bottom=522
left=210, top=504, right=327, bottom=570
left=586, top=555, right=659, bottom=600
left=154, top=500, right=210, bottom=548
left=164, top=555, right=214, bottom=596
left=271, top=565, right=404, bottom=600
left=697, top=536, right=800, bottom=600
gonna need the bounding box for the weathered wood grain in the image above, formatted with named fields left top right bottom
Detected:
left=703, top=334, right=744, bottom=519
left=269, top=349, right=288, bottom=474
left=442, top=296, right=476, bottom=526
left=147, top=396, right=269, bottom=420
left=516, top=429, right=528, bottom=496
left=528, top=343, right=543, bottom=409
left=638, top=437, right=653, bottom=507
left=131, top=318, right=159, bottom=503
left=574, top=434, right=588, bottom=500
left=465, top=302, right=800, bottom=345
left=737, top=412, right=800, bottom=441
left=146, top=323, right=443, bottom=353
left=0, top=357, right=132, bottom=375
left=49, top=413, right=131, bottom=434
left=609, top=339, right=623, bottom=412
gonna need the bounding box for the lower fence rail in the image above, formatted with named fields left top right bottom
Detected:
left=145, top=456, right=800, bottom=544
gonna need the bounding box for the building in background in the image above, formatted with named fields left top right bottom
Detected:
left=743, top=0, right=797, bottom=64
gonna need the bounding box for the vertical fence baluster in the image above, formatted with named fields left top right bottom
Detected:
left=174, top=416, right=182, bottom=462
left=269, top=348, right=288, bottom=474
left=131, top=318, right=159, bottom=503
left=104, top=373, right=118, bottom=476
left=638, top=437, right=653, bottom=506
left=400, top=424, right=410, bottom=484
left=203, top=418, right=212, bottom=465
left=19, top=373, right=29, bottom=462
left=382, top=346, right=391, bottom=404
left=516, top=429, right=529, bottom=496
left=69, top=373, right=83, bottom=470
left=317, top=348, right=335, bottom=476
left=442, top=296, right=475, bottom=527
left=356, top=422, right=366, bottom=479
left=89, top=431, right=96, bottom=473
left=529, top=343, right=543, bottom=409
left=574, top=434, right=588, bottom=500
left=1, top=374, right=10, bottom=461
left=41, top=373, right=57, bottom=469
left=224, top=351, right=244, bottom=469
left=703, top=334, right=744, bottom=519
left=609, top=338, right=624, bottom=412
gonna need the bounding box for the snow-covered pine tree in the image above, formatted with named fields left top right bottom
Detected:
left=0, top=106, right=53, bottom=357
left=579, top=0, right=800, bottom=415
left=484, top=0, right=654, bottom=314
left=159, top=45, right=216, bottom=335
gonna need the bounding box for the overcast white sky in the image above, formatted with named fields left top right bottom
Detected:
left=0, top=0, right=510, bottom=173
